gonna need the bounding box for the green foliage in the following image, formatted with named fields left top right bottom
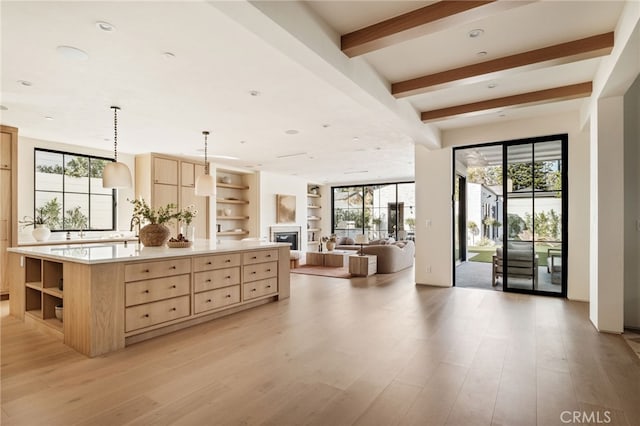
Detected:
left=477, top=237, right=494, bottom=247
left=334, top=208, right=368, bottom=228
left=507, top=213, right=526, bottom=238
left=64, top=206, right=88, bottom=229
left=524, top=209, right=562, bottom=240
left=21, top=198, right=62, bottom=229
left=467, top=166, right=502, bottom=186
left=467, top=161, right=560, bottom=192
left=129, top=198, right=179, bottom=225
left=405, top=218, right=415, bottom=230
left=37, top=157, right=109, bottom=178
left=36, top=164, right=64, bottom=174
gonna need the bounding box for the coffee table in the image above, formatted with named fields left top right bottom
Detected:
left=305, top=250, right=358, bottom=267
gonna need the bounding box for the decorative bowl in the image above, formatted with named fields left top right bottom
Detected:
left=167, top=241, right=193, bottom=248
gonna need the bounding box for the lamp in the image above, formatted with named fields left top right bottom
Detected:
left=354, top=234, right=369, bottom=256
left=102, top=106, right=132, bottom=188
left=195, top=130, right=215, bottom=196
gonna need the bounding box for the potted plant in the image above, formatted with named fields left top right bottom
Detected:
left=19, top=207, right=53, bottom=242
left=129, top=198, right=180, bottom=246
left=177, top=204, right=198, bottom=242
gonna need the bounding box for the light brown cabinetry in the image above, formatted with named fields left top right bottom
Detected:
left=136, top=153, right=209, bottom=239
left=0, top=125, right=17, bottom=296
left=193, top=252, right=242, bottom=314
left=23, top=258, right=64, bottom=333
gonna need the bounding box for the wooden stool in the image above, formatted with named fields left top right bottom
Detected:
left=289, top=251, right=300, bottom=269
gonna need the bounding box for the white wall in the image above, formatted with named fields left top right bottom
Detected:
left=590, top=97, right=625, bottom=333
left=257, top=171, right=309, bottom=250
left=415, top=145, right=452, bottom=286
left=17, top=136, right=135, bottom=242
left=624, top=75, right=640, bottom=329
left=415, top=111, right=591, bottom=301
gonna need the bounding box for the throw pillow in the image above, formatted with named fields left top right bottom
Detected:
left=343, top=237, right=355, bottom=245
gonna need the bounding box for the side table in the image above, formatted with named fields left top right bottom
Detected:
left=349, top=254, right=377, bottom=277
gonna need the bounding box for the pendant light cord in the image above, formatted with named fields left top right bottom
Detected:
left=203, top=131, right=210, bottom=175
left=111, top=106, right=120, bottom=162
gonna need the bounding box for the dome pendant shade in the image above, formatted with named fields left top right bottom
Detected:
left=103, top=161, right=133, bottom=188
left=195, top=173, right=215, bottom=196
left=194, top=130, right=216, bottom=197
left=103, top=105, right=133, bottom=189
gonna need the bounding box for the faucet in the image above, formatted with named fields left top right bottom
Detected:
left=130, top=216, right=141, bottom=244
left=78, top=225, right=85, bottom=238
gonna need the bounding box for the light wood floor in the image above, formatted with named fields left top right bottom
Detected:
left=2, top=268, right=640, bottom=426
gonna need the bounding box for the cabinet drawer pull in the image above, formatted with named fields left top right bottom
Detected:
left=206, top=299, right=212, bottom=303
left=225, top=259, right=231, bottom=263
left=144, top=314, right=149, bottom=318
left=144, top=290, right=150, bottom=293
left=143, top=269, right=150, bottom=273
left=225, top=276, right=231, bottom=279
left=170, top=266, right=177, bottom=270
left=251, top=288, right=256, bottom=292
left=266, top=269, right=271, bottom=272
left=251, top=256, right=257, bottom=259
left=207, top=261, right=212, bottom=265
left=266, top=285, right=271, bottom=288
left=171, top=285, right=176, bottom=289
left=170, top=307, right=177, bottom=311
left=225, top=294, right=231, bottom=298
left=251, top=271, right=256, bottom=275
left=206, top=279, right=212, bottom=283
left=267, top=254, right=271, bottom=257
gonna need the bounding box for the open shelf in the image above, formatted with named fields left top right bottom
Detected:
left=42, top=287, right=63, bottom=298
left=307, top=205, right=321, bottom=209
left=217, top=199, right=250, bottom=205
left=26, top=282, right=43, bottom=290
left=307, top=228, right=321, bottom=232
left=217, top=216, right=250, bottom=220
left=216, top=182, right=249, bottom=190
left=217, top=231, right=250, bottom=236
left=307, top=193, right=320, bottom=198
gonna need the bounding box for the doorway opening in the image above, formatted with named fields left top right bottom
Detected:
left=453, top=135, right=568, bottom=297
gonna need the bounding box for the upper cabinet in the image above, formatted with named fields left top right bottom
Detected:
left=136, top=153, right=209, bottom=239
left=0, top=125, right=18, bottom=296
left=0, top=131, right=12, bottom=170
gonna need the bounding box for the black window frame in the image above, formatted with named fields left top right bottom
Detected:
left=34, top=148, right=116, bottom=232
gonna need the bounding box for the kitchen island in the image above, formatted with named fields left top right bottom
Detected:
left=7, top=240, right=290, bottom=357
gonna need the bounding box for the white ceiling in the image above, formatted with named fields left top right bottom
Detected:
left=0, top=1, right=629, bottom=184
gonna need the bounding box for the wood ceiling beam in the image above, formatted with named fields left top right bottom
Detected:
left=420, top=82, right=592, bottom=122
left=393, top=32, right=613, bottom=97
left=341, top=1, right=532, bottom=57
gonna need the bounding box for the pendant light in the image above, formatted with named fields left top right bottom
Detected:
left=195, top=130, right=215, bottom=196
left=102, top=106, right=133, bottom=188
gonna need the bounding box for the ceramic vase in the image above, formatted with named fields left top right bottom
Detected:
left=326, top=241, right=336, bottom=251
left=32, top=225, right=51, bottom=242
left=139, top=224, right=171, bottom=247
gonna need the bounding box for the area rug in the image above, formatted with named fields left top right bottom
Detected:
left=290, top=264, right=351, bottom=279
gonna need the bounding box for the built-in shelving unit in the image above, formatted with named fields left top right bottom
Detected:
left=307, top=184, right=322, bottom=252
left=216, top=170, right=253, bottom=240
left=24, top=257, right=63, bottom=333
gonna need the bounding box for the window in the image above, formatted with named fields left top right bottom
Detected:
left=34, top=149, right=115, bottom=231
left=332, top=182, right=415, bottom=240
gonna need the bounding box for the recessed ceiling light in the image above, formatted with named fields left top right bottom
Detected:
left=477, top=51, right=488, bottom=57
left=468, top=28, right=484, bottom=38
left=0, top=105, right=7, bottom=111
left=352, top=137, right=360, bottom=142
left=499, top=113, right=506, bottom=118
left=239, top=140, right=247, bottom=144
left=162, top=52, right=176, bottom=60
left=284, top=129, right=299, bottom=135
left=44, top=116, right=54, bottom=121
left=487, top=82, right=497, bottom=89
left=322, top=123, right=330, bottom=128
left=104, top=138, right=111, bottom=142
left=249, top=90, right=260, bottom=97
left=309, top=156, right=315, bottom=160
left=96, top=21, right=115, bottom=32
left=276, top=152, right=306, bottom=159
left=17, top=80, right=32, bottom=87
left=56, top=45, right=89, bottom=61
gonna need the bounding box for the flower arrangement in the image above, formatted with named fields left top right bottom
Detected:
left=321, top=234, right=337, bottom=243
left=179, top=204, right=198, bottom=225
left=129, top=198, right=179, bottom=225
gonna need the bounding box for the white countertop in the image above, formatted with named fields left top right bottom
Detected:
left=8, top=240, right=289, bottom=265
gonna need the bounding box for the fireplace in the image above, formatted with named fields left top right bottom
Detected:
left=270, top=226, right=300, bottom=251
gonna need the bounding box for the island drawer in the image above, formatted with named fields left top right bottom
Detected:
left=243, top=249, right=278, bottom=265
left=125, top=258, right=191, bottom=282
left=194, top=285, right=240, bottom=314
left=194, top=267, right=240, bottom=293
left=125, top=295, right=190, bottom=332
left=125, top=274, right=190, bottom=307
left=243, top=278, right=277, bottom=301
left=193, top=253, right=241, bottom=272
left=243, top=261, right=277, bottom=282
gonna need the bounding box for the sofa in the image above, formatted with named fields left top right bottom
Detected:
left=361, top=240, right=415, bottom=273
left=492, top=242, right=538, bottom=286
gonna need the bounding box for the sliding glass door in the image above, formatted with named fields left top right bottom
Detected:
left=503, top=136, right=567, bottom=295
